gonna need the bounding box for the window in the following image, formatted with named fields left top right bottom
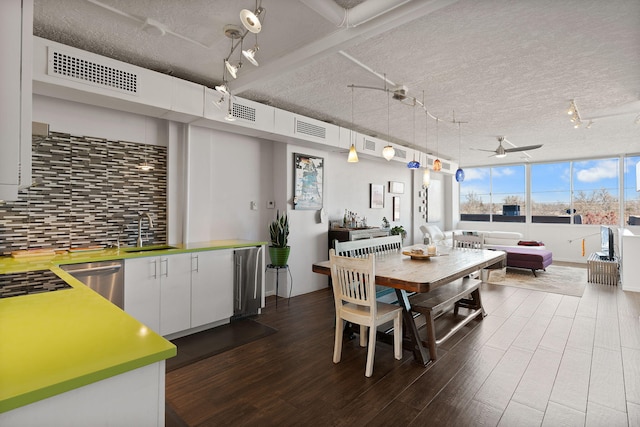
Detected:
left=531, top=162, right=571, bottom=223
left=572, top=158, right=619, bottom=225
left=491, top=165, right=525, bottom=222
left=459, top=166, right=525, bottom=222
left=624, top=155, right=640, bottom=226
left=460, top=168, right=491, bottom=221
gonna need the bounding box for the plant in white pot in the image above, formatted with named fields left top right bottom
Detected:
left=268, top=211, right=290, bottom=266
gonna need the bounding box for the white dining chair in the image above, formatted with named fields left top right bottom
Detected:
left=452, top=233, right=484, bottom=250
left=328, top=249, right=403, bottom=377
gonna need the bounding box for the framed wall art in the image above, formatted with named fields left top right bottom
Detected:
left=293, top=153, right=324, bottom=210
left=388, top=181, right=404, bottom=194
left=370, top=184, right=384, bottom=209
left=392, top=196, right=400, bottom=221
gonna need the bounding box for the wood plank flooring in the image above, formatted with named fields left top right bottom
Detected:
left=166, top=272, right=640, bottom=426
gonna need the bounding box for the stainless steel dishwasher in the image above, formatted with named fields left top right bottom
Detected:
left=61, top=260, right=124, bottom=309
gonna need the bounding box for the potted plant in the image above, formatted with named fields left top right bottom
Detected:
left=268, top=211, right=290, bottom=266
left=390, top=225, right=407, bottom=241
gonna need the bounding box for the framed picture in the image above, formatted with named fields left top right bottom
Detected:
left=370, top=184, right=384, bottom=209
left=388, top=181, right=404, bottom=194
left=393, top=197, right=400, bottom=220
left=293, top=153, right=324, bottom=210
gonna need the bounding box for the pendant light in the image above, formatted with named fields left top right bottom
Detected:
left=455, top=120, right=465, bottom=182
left=347, top=86, right=359, bottom=163
left=433, top=118, right=442, bottom=172
left=407, top=106, right=420, bottom=169
left=382, top=86, right=395, bottom=161
left=423, top=101, right=430, bottom=187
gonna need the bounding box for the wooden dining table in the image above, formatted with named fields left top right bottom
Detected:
left=312, top=246, right=506, bottom=366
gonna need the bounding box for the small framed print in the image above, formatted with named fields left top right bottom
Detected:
left=370, top=184, right=384, bottom=208
left=393, top=197, right=400, bottom=221
left=389, top=181, right=404, bottom=194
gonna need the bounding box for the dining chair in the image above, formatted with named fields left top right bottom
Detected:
left=452, top=233, right=484, bottom=249
left=328, top=249, right=403, bottom=377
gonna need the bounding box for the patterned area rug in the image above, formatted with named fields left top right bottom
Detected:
left=485, top=264, right=587, bottom=297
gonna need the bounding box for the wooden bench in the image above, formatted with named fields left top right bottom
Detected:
left=409, top=277, right=485, bottom=361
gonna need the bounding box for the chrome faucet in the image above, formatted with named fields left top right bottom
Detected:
left=136, top=212, right=154, bottom=247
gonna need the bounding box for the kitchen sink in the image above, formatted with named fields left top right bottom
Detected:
left=121, top=245, right=179, bottom=253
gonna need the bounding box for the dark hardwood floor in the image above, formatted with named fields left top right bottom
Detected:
left=166, top=273, right=640, bottom=426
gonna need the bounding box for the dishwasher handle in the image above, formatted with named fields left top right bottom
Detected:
left=62, top=264, right=122, bottom=274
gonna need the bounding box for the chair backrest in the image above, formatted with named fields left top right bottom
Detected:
left=333, top=235, right=402, bottom=258
left=453, top=233, right=484, bottom=249
left=329, top=249, right=376, bottom=316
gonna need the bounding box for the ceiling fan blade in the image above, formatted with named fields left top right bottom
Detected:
left=470, top=148, right=498, bottom=152
left=504, top=144, right=543, bottom=153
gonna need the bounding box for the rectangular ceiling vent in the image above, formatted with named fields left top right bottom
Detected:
left=441, top=161, right=451, bottom=171
left=395, top=148, right=407, bottom=159
left=48, top=48, right=138, bottom=95
left=295, top=118, right=326, bottom=139
left=232, top=102, right=256, bottom=122
left=364, top=139, right=376, bottom=152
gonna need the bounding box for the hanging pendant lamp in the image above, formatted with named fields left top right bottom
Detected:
left=455, top=121, right=465, bottom=182
left=423, top=97, right=430, bottom=187
left=433, top=118, right=442, bottom=172
left=347, top=86, right=358, bottom=163
left=407, top=106, right=420, bottom=169
left=382, top=87, right=395, bottom=161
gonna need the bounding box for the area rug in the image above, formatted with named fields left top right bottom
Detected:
left=485, top=264, right=587, bottom=297
left=166, top=318, right=277, bottom=372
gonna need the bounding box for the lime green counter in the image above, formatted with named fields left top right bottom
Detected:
left=0, top=239, right=266, bottom=413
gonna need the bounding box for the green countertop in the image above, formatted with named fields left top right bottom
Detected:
left=0, top=239, right=266, bottom=413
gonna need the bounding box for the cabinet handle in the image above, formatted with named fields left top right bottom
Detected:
left=161, top=258, right=169, bottom=277
left=152, top=259, right=158, bottom=279
left=192, top=254, right=199, bottom=272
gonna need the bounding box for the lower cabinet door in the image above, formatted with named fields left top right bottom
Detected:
left=124, top=257, right=161, bottom=332
left=191, top=249, right=233, bottom=328
left=159, top=253, right=192, bottom=336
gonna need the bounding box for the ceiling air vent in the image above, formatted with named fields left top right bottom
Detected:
left=364, top=138, right=376, bottom=152
left=48, top=48, right=138, bottom=95
left=441, top=161, right=451, bottom=171
left=395, top=148, right=407, bottom=159
left=232, top=102, right=256, bottom=122
left=295, top=118, right=326, bottom=139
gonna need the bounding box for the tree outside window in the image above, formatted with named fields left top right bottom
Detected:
left=624, top=155, right=640, bottom=226
left=572, top=159, right=618, bottom=225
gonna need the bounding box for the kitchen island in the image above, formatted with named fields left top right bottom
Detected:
left=0, top=239, right=266, bottom=425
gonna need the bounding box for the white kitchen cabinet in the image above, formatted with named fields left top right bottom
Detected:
left=0, top=0, right=32, bottom=201
left=124, top=253, right=192, bottom=335
left=190, top=249, right=234, bottom=328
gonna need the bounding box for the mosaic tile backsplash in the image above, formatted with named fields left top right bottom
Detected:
left=0, top=132, right=167, bottom=254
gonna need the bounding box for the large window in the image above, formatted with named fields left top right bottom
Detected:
left=460, top=157, right=626, bottom=226
left=572, top=159, right=619, bottom=225
left=624, top=156, right=640, bottom=226
left=459, top=165, right=525, bottom=222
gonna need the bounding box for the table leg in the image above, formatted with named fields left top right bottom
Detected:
left=394, top=289, right=431, bottom=366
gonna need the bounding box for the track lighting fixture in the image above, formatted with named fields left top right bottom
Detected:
left=216, top=2, right=266, bottom=103
left=568, top=99, right=582, bottom=128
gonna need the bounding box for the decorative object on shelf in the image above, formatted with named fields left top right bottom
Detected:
left=293, top=153, right=324, bottom=210
left=381, top=216, right=390, bottom=229
left=392, top=196, right=400, bottom=221
left=370, top=184, right=384, bottom=209
left=268, top=210, right=290, bottom=266
left=347, top=86, right=358, bottom=163
left=390, top=225, right=406, bottom=241
left=388, top=181, right=404, bottom=194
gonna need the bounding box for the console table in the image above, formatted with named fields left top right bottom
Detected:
left=587, top=253, right=619, bottom=285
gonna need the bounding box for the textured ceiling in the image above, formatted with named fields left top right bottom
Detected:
left=33, top=0, right=640, bottom=167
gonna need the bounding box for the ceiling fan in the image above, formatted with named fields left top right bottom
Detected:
left=473, top=136, right=543, bottom=158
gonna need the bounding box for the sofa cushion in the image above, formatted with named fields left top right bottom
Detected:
left=423, top=224, right=446, bottom=242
